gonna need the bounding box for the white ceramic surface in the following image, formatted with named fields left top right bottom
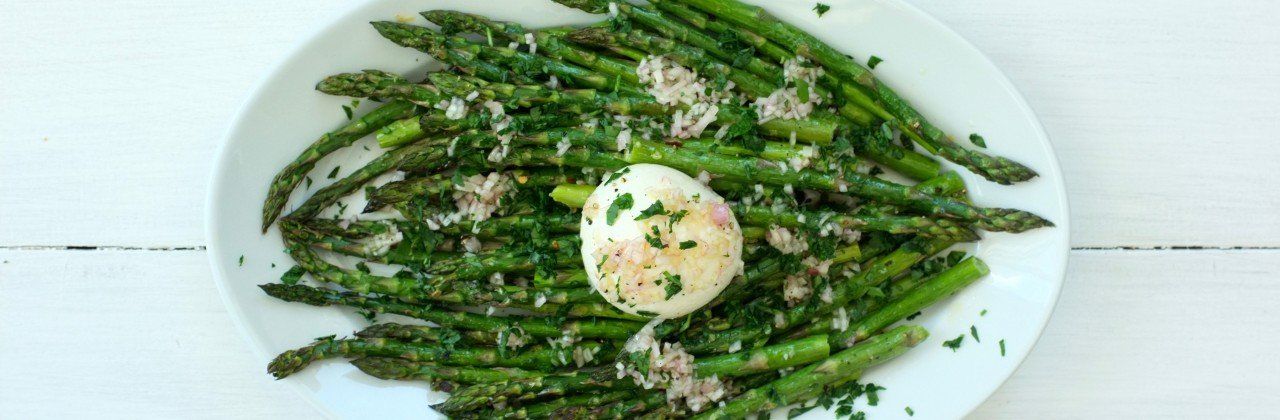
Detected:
left=206, top=0, right=1070, bottom=418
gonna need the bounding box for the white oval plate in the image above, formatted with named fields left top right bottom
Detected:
left=207, top=0, right=1069, bottom=418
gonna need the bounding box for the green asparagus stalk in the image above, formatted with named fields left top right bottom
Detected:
left=355, top=322, right=495, bottom=344
left=671, top=0, right=1038, bottom=184
left=267, top=335, right=615, bottom=378
left=352, top=357, right=540, bottom=383
left=436, top=368, right=628, bottom=413
left=365, top=169, right=572, bottom=211
left=421, top=10, right=840, bottom=145
left=681, top=237, right=951, bottom=353
left=625, top=140, right=1051, bottom=232
left=490, top=390, right=632, bottom=419
left=372, top=21, right=646, bottom=97
left=260, top=283, right=644, bottom=338
left=565, top=26, right=777, bottom=97
left=281, top=134, right=452, bottom=221
left=691, top=325, right=928, bottom=419
left=834, top=257, right=989, bottom=346
left=549, top=183, right=977, bottom=239
left=261, top=100, right=418, bottom=230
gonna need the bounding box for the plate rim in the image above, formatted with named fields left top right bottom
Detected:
left=204, top=0, right=1071, bottom=418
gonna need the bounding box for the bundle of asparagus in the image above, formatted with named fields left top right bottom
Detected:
left=257, top=0, right=1050, bottom=418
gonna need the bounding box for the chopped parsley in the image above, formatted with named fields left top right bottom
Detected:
left=813, top=2, right=831, bottom=17
left=667, top=209, right=689, bottom=229
left=602, top=167, right=630, bottom=186
left=905, top=406, right=915, bottom=416
left=605, top=192, right=634, bottom=225
left=326, top=166, right=341, bottom=179
left=304, top=176, right=313, bottom=189
left=679, top=240, right=698, bottom=250
left=969, top=133, right=987, bottom=148
left=237, top=255, right=244, bottom=266
left=341, top=99, right=361, bottom=120
left=980, top=309, right=988, bottom=316
left=865, top=383, right=885, bottom=406
left=645, top=225, right=666, bottom=248
left=634, top=200, right=668, bottom=220
left=999, top=339, right=1006, bottom=356
left=942, top=334, right=964, bottom=351
left=867, top=55, right=883, bottom=69
left=905, top=311, right=922, bottom=321
left=280, top=265, right=305, bottom=285
left=662, top=272, right=683, bottom=299
left=970, top=325, right=981, bottom=342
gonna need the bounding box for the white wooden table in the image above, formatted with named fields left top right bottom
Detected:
left=3, top=1, right=1279, bottom=418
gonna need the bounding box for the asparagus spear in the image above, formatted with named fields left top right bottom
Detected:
left=421, top=10, right=840, bottom=144
left=267, top=335, right=615, bottom=378
left=670, top=0, right=1038, bottom=184
left=691, top=325, right=928, bottom=419
left=565, top=26, right=777, bottom=97
left=352, top=357, right=539, bottom=383
left=681, top=236, right=951, bottom=353
left=372, top=21, right=646, bottom=97
left=625, top=140, right=1052, bottom=232
left=260, top=283, right=644, bottom=337
left=261, top=101, right=418, bottom=230
left=835, top=257, right=989, bottom=346
left=282, top=134, right=452, bottom=221
left=549, top=183, right=977, bottom=240
left=355, top=322, right=495, bottom=344
left=436, top=368, right=629, bottom=413
left=490, top=390, right=632, bottom=419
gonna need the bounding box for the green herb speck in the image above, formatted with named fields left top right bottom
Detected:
left=813, top=3, right=831, bottom=17
left=867, top=55, right=883, bottom=69
left=970, top=325, right=981, bottom=342
left=943, top=334, right=964, bottom=351
left=634, top=200, right=668, bottom=220
left=905, top=406, right=914, bottom=416
left=969, top=133, right=987, bottom=148
left=662, top=272, right=683, bottom=299
left=605, top=193, right=634, bottom=225
left=327, top=166, right=341, bottom=179
left=237, top=255, right=244, bottom=266
left=679, top=240, right=697, bottom=250
left=980, top=309, right=988, bottom=316
left=999, top=339, right=1006, bottom=356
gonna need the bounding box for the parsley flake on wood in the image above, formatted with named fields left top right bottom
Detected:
left=813, top=3, right=831, bottom=17
left=970, top=325, right=981, bottom=342
left=867, top=55, right=884, bottom=69
left=679, top=240, right=698, bottom=249
left=969, top=133, right=988, bottom=148
left=605, top=193, right=633, bottom=225
left=634, top=200, right=668, bottom=220
left=662, top=272, right=683, bottom=299
left=943, top=334, right=964, bottom=351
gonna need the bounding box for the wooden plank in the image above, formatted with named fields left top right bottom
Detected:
left=973, top=250, right=1280, bottom=418
left=1, top=0, right=1278, bottom=248
left=910, top=0, right=1280, bottom=247
left=0, top=250, right=312, bottom=418
left=0, top=0, right=346, bottom=247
